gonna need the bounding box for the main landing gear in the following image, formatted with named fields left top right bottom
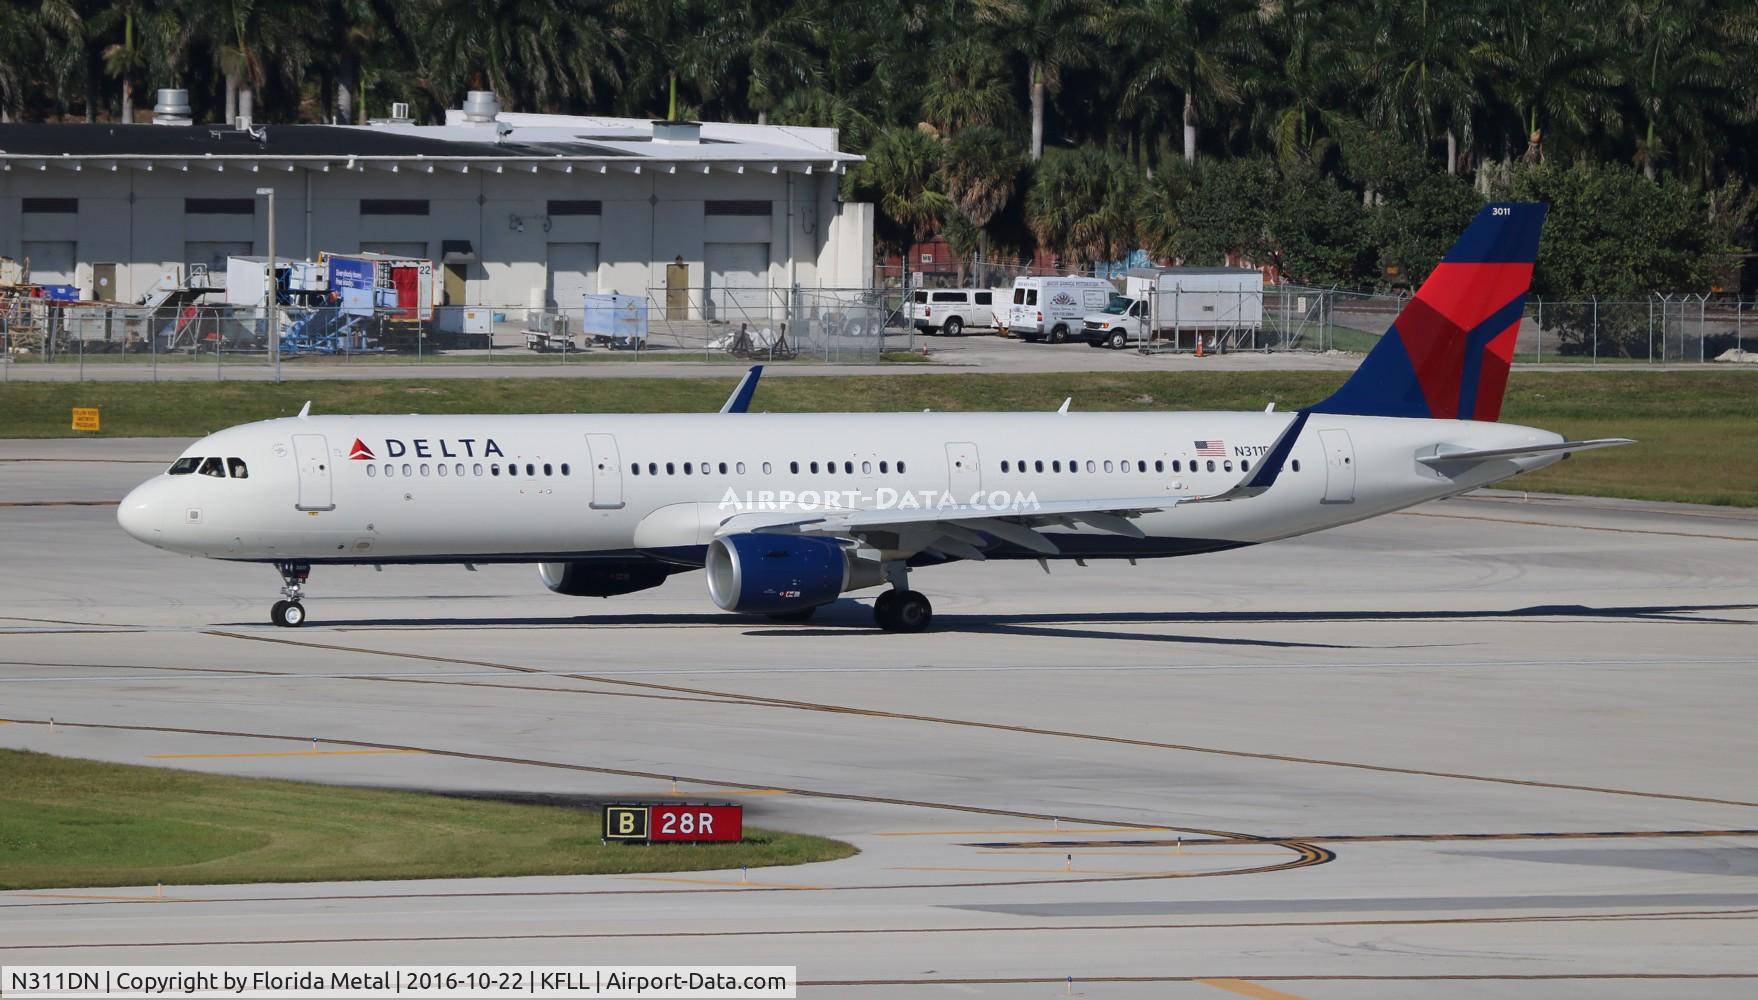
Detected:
left=873, top=562, right=932, bottom=633
left=270, top=561, right=310, bottom=628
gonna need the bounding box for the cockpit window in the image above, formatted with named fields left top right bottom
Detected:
left=198, top=457, right=226, bottom=478
left=227, top=458, right=248, bottom=479
left=169, top=457, right=200, bottom=475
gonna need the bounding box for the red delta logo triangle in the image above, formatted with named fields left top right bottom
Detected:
left=348, top=439, right=375, bottom=460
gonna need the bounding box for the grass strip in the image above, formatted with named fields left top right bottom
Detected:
left=0, top=749, right=853, bottom=890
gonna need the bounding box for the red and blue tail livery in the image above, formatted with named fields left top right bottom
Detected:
left=1312, top=202, right=1546, bottom=422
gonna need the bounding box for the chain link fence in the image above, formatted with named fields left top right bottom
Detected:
left=0, top=286, right=894, bottom=380
left=5, top=280, right=1755, bottom=379
left=1257, top=287, right=1757, bottom=363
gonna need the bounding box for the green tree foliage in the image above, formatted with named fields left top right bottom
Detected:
left=850, top=125, right=951, bottom=254
left=0, top=0, right=1752, bottom=291
left=1511, top=161, right=1725, bottom=299
left=1026, top=145, right=1142, bottom=265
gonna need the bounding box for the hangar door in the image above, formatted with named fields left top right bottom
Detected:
left=546, top=243, right=599, bottom=310
left=704, top=242, right=770, bottom=323
left=21, top=241, right=76, bottom=287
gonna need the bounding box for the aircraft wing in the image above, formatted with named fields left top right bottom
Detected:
left=1417, top=438, right=1634, bottom=468
left=716, top=496, right=1189, bottom=558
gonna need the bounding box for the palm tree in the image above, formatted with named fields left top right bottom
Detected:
left=423, top=0, right=619, bottom=114
left=921, top=37, right=1014, bottom=135
left=853, top=126, right=952, bottom=255
left=1108, top=0, right=1260, bottom=164
left=1249, top=0, right=1364, bottom=168
left=1492, top=0, right=1621, bottom=166
left=726, top=0, right=817, bottom=124
left=973, top=0, right=1099, bottom=161
left=612, top=0, right=735, bottom=120
left=1364, top=0, right=1499, bottom=173
left=1026, top=145, right=1144, bottom=265
left=1617, top=0, right=1749, bottom=180
left=0, top=0, right=81, bottom=121
left=941, top=126, right=1024, bottom=282
left=90, top=0, right=145, bottom=122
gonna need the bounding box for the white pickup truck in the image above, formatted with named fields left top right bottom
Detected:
left=1078, top=294, right=1148, bottom=349
left=1078, top=268, right=1264, bottom=349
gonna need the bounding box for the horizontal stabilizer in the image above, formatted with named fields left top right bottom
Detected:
left=1417, top=438, right=1634, bottom=468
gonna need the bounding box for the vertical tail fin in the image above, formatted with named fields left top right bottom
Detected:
left=1310, top=202, right=1546, bottom=421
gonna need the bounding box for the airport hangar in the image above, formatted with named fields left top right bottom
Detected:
left=0, top=90, right=872, bottom=315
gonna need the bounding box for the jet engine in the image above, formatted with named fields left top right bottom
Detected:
left=705, top=533, right=882, bottom=614
left=539, top=559, right=679, bottom=598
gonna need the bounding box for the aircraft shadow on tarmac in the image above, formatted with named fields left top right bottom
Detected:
left=272, top=600, right=1756, bottom=649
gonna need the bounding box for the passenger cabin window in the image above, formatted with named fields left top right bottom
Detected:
left=198, top=457, right=225, bottom=478
left=169, top=457, right=200, bottom=475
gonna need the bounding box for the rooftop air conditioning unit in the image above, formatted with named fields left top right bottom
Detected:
left=462, top=90, right=500, bottom=124
left=152, top=88, right=192, bottom=126
left=389, top=102, right=412, bottom=124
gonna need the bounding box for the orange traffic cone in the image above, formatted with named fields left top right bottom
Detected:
left=1194, top=332, right=1205, bottom=358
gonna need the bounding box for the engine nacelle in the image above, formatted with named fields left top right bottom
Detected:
left=539, top=559, right=677, bottom=598
left=705, top=533, right=881, bottom=613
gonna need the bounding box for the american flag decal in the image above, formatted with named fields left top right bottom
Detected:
left=1195, top=440, right=1226, bottom=457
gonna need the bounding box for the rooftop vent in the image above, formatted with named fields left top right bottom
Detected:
left=652, top=120, right=701, bottom=144
left=388, top=102, right=413, bottom=125
left=461, top=90, right=500, bottom=124
left=152, top=88, right=192, bottom=126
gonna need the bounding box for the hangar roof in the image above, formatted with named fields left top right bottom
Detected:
left=0, top=112, right=859, bottom=176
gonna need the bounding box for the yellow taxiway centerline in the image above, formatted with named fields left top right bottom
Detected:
left=1196, top=979, right=1310, bottom=1000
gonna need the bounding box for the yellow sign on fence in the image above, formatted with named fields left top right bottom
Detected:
left=71, top=407, right=100, bottom=432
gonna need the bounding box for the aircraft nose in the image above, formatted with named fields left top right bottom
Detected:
left=117, top=480, right=167, bottom=545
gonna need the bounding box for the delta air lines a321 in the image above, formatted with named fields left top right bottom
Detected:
left=118, top=204, right=1630, bottom=631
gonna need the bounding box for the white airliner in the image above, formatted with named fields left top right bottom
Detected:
left=119, top=204, right=1629, bottom=630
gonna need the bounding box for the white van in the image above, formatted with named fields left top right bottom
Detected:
left=910, top=287, right=1010, bottom=336
left=1006, top=276, right=1115, bottom=342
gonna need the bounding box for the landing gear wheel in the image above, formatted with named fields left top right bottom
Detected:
left=873, top=589, right=901, bottom=628
left=272, top=561, right=312, bottom=628
left=876, top=590, right=931, bottom=632
left=889, top=590, right=932, bottom=632
left=768, top=606, right=818, bottom=623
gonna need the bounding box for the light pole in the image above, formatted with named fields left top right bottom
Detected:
left=256, top=186, right=279, bottom=381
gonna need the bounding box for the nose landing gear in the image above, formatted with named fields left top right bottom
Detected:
left=270, top=562, right=310, bottom=627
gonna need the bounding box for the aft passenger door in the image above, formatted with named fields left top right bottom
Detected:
left=585, top=433, right=625, bottom=509
left=945, top=442, right=981, bottom=503
left=291, top=433, right=335, bottom=511
left=1319, top=428, right=1356, bottom=503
